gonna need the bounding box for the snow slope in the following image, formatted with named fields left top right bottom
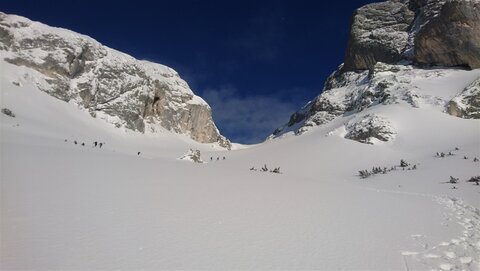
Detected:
left=1, top=60, right=480, bottom=269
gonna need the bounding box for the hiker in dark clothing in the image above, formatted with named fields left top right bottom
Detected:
left=74, top=140, right=77, bottom=145
left=210, top=157, right=213, bottom=161
left=94, top=141, right=98, bottom=147
left=99, top=142, right=103, bottom=148
left=217, top=157, right=219, bottom=161
left=223, top=156, right=225, bottom=160
left=81, top=142, right=85, bottom=146
left=137, top=152, right=141, bottom=155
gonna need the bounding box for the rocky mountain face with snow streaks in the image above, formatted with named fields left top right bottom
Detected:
left=0, top=12, right=231, bottom=149
left=272, top=0, right=480, bottom=141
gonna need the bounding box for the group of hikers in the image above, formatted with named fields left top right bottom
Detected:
left=66, top=139, right=104, bottom=148
left=65, top=139, right=144, bottom=156
left=210, top=156, right=226, bottom=161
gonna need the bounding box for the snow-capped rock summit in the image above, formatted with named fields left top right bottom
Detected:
left=0, top=12, right=231, bottom=149
left=271, top=0, right=480, bottom=141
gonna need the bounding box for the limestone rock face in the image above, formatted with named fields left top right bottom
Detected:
left=343, top=0, right=479, bottom=71
left=414, top=0, right=480, bottom=69
left=447, top=77, right=480, bottom=119
left=343, top=0, right=415, bottom=71
left=0, top=12, right=230, bottom=148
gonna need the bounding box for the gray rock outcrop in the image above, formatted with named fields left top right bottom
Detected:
left=343, top=0, right=415, bottom=71
left=0, top=12, right=231, bottom=149
left=343, top=0, right=480, bottom=72
left=447, top=77, right=480, bottom=119
left=414, top=0, right=480, bottom=69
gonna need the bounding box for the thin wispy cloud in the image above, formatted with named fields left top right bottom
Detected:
left=201, top=85, right=312, bottom=144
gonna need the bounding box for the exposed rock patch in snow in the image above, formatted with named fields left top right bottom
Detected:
left=178, top=149, right=204, bottom=163
left=447, top=77, right=480, bottom=119
left=344, top=114, right=396, bottom=144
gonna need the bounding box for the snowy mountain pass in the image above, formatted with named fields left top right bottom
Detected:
left=1, top=17, right=479, bottom=270
left=2, top=67, right=479, bottom=269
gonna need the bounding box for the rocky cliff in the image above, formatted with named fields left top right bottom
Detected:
left=0, top=12, right=231, bottom=149
left=344, top=0, right=480, bottom=71
left=271, top=0, right=480, bottom=140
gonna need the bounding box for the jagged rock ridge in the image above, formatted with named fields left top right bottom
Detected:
left=0, top=12, right=231, bottom=149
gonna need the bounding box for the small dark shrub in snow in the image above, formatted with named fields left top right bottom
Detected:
left=1, top=108, right=15, bottom=118
left=359, top=170, right=371, bottom=179
left=251, top=164, right=282, bottom=174
left=270, top=167, right=281, bottom=174
left=449, top=176, right=459, bottom=184
left=358, top=161, right=418, bottom=180
left=371, top=167, right=384, bottom=174
left=466, top=176, right=480, bottom=185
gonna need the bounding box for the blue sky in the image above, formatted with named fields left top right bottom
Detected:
left=2, top=0, right=377, bottom=143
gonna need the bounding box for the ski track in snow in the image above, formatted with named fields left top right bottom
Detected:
left=366, top=187, right=480, bottom=270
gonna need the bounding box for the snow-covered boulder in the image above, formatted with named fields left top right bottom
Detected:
left=0, top=12, right=231, bottom=149
left=178, top=149, right=203, bottom=163
left=344, top=114, right=396, bottom=144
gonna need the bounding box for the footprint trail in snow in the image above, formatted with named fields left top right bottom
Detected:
left=403, top=197, right=480, bottom=270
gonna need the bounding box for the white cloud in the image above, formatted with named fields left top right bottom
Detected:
left=201, top=85, right=310, bottom=144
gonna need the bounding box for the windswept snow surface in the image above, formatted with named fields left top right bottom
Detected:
left=1, top=61, right=480, bottom=270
